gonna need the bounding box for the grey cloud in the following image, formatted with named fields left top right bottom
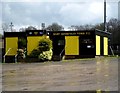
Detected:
left=1, top=0, right=120, bottom=3
left=1, top=1, right=118, bottom=33
left=59, top=2, right=104, bottom=25
left=2, top=2, right=64, bottom=25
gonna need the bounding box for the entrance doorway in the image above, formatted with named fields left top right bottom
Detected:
left=79, top=36, right=95, bottom=58
left=51, top=36, right=65, bottom=60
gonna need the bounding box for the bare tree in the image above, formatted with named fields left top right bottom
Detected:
left=19, top=28, right=26, bottom=32
left=94, top=23, right=104, bottom=31
left=107, top=18, right=120, bottom=45
left=2, top=23, right=9, bottom=32
left=68, top=24, right=94, bottom=31
left=46, top=23, right=64, bottom=31
left=26, top=26, right=37, bottom=31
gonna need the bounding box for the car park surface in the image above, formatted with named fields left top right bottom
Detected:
left=2, top=57, right=119, bottom=91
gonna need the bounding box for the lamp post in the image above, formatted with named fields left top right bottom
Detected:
left=9, top=22, right=14, bottom=32
left=118, top=1, right=120, bottom=21
left=104, top=0, right=107, bottom=31
left=41, top=23, right=45, bottom=30
left=42, top=23, right=46, bottom=35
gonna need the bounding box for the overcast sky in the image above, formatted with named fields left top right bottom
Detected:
left=0, top=0, right=119, bottom=34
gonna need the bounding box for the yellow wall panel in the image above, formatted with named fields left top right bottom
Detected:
left=65, top=36, right=79, bottom=55
left=27, top=36, right=43, bottom=55
left=104, top=37, right=108, bottom=55
left=96, top=35, right=100, bottom=55
left=6, top=37, right=18, bottom=55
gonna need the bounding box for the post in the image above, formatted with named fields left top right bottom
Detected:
left=104, top=0, right=106, bottom=31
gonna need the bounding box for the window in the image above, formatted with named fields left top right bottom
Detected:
left=58, top=40, right=65, bottom=45
left=82, top=39, right=93, bottom=44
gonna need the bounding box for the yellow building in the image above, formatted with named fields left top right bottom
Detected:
left=49, top=30, right=111, bottom=60
left=3, top=29, right=111, bottom=62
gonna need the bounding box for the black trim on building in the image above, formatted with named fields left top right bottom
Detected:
left=100, top=36, right=104, bottom=56
left=4, top=32, right=26, bottom=37
left=95, top=29, right=111, bottom=38
left=48, top=30, right=95, bottom=36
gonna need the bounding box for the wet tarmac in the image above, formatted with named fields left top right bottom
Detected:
left=1, top=57, right=119, bottom=91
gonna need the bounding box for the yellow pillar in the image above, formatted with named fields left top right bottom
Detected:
left=104, top=37, right=108, bottom=55
left=96, top=35, right=100, bottom=55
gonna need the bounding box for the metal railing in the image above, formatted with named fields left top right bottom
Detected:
left=59, top=47, right=65, bottom=60
left=109, top=46, right=115, bottom=56
left=15, top=54, right=18, bottom=63
left=3, top=48, right=12, bottom=63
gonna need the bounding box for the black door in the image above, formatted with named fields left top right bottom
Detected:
left=52, top=36, right=65, bottom=55
left=79, top=36, right=95, bottom=58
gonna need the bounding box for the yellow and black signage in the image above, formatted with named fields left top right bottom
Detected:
left=26, top=30, right=44, bottom=36
left=52, top=32, right=91, bottom=36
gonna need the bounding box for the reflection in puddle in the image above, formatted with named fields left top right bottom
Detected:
left=96, top=57, right=118, bottom=91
